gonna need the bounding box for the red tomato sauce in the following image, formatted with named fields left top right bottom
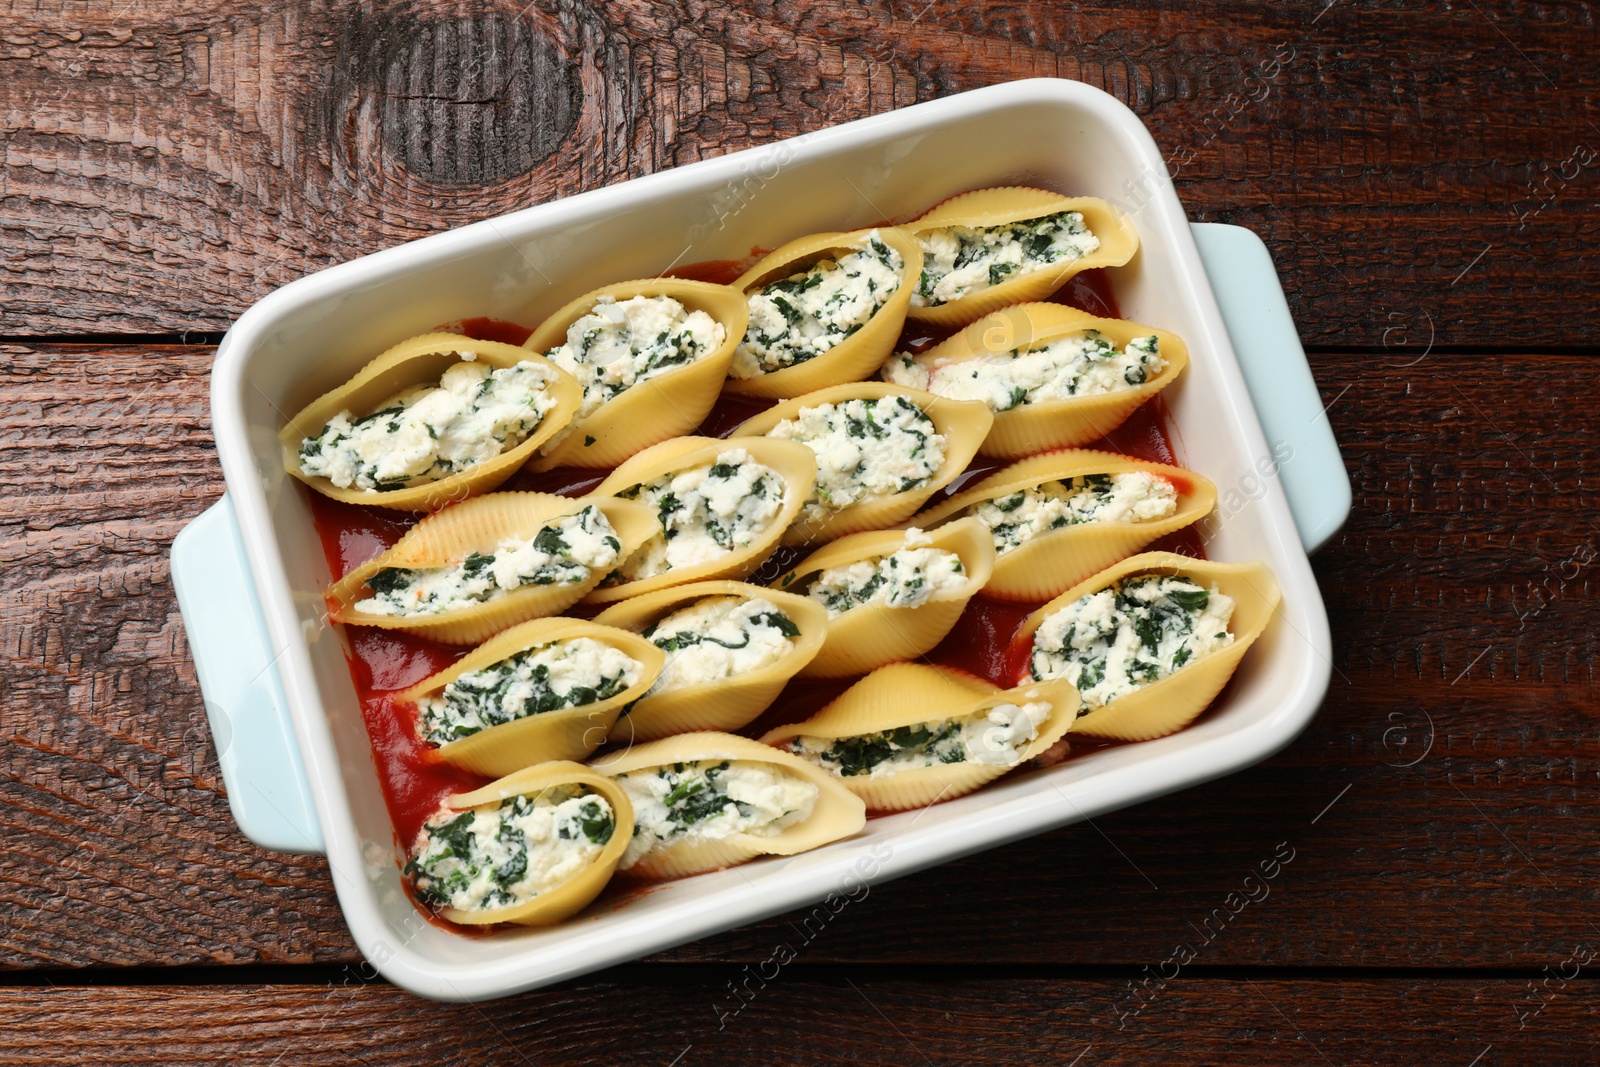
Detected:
left=311, top=269, right=1201, bottom=853
left=432, top=317, right=534, bottom=347
left=662, top=257, right=759, bottom=286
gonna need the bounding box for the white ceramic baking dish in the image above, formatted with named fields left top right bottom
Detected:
left=174, top=78, right=1348, bottom=1001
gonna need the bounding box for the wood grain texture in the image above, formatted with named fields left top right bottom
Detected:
left=3, top=976, right=1598, bottom=1064
left=3, top=342, right=1597, bottom=972
left=0, top=344, right=346, bottom=967
left=2, top=1, right=1597, bottom=342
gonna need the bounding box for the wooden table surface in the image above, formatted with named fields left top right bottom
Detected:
left=4, top=0, right=1598, bottom=1062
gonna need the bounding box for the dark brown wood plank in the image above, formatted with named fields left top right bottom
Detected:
left=0, top=344, right=348, bottom=967
left=3, top=343, right=1598, bottom=970
left=3, top=975, right=1597, bottom=1064
left=2, top=2, right=1596, bottom=343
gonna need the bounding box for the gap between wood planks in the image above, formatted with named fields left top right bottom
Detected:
left=4, top=335, right=1600, bottom=358
left=4, top=962, right=1600, bottom=988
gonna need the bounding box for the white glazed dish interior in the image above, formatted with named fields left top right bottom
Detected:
left=210, top=78, right=1331, bottom=1001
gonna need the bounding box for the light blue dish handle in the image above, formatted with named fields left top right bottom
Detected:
left=1190, top=222, right=1352, bottom=554
left=171, top=222, right=1349, bottom=854
left=171, top=496, right=325, bottom=854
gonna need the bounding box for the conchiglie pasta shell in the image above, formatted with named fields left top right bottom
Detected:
left=1016, top=552, right=1280, bottom=742
left=433, top=762, right=634, bottom=926
left=911, top=450, right=1218, bottom=602
left=903, top=303, right=1189, bottom=458
left=278, top=333, right=582, bottom=512
left=729, top=381, right=993, bottom=546
left=905, top=189, right=1139, bottom=329
left=326, top=494, right=659, bottom=645
left=522, top=279, right=750, bottom=470
left=592, top=582, right=828, bottom=740
left=584, top=436, right=818, bottom=604
left=723, top=227, right=924, bottom=399
left=763, top=662, right=992, bottom=737
left=591, top=732, right=865, bottom=880
left=774, top=518, right=997, bottom=678
left=623, top=838, right=756, bottom=882
left=397, top=618, right=666, bottom=776
left=760, top=664, right=1080, bottom=812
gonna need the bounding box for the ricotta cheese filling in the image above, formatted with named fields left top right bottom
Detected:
left=612, top=449, right=786, bottom=582
left=297, top=356, right=559, bottom=491
left=786, top=701, right=1054, bottom=777
left=641, top=596, right=801, bottom=695
left=542, top=294, right=725, bottom=426
left=732, top=230, right=904, bottom=377
left=416, top=637, right=642, bottom=746
left=970, top=472, right=1178, bottom=556
left=911, top=209, right=1100, bottom=308
left=356, top=505, right=623, bottom=616
left=406, top=787, right=615, bottom=912
left=768, top=395, right=947, bottom=524
left=883, top=330, right=1164, bottom=413
left=1029, top=575, right=1236, bottom=709
left=803, top=530, right=967, bottom=618
left=615, top=759, right=819, bottom=870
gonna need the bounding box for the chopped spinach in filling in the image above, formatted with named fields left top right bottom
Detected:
left=642, top=596, right=801, bottom=694
left=542, top=294, right=725, bottom=424
left=416, top=637, right=642, bottom=745
left=1029, top=574, right=1236, bottom=708
left=357, top=505, right=623, bottom=616
left=804, top=721, right=966, bottom=776
left=610, top=449, right=786, bottom=582
left=769, top=394, right=947, bottom=524
left=733, top=231, right=904, bottom=376
left=912, top=209, right=1100, bottom=308
left=971, top=472, right=1178, bottom=556
left=406, top=788, right=615, bottom=912
left=788, top=700, right=1053, bottom=777
left=883, top=330, right=1163, bottom=412
left=297, top=357, right=559, bottom=492
left=802, top=533, right=967, bottom=618
left=616, top=759, right=819, bottom=870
